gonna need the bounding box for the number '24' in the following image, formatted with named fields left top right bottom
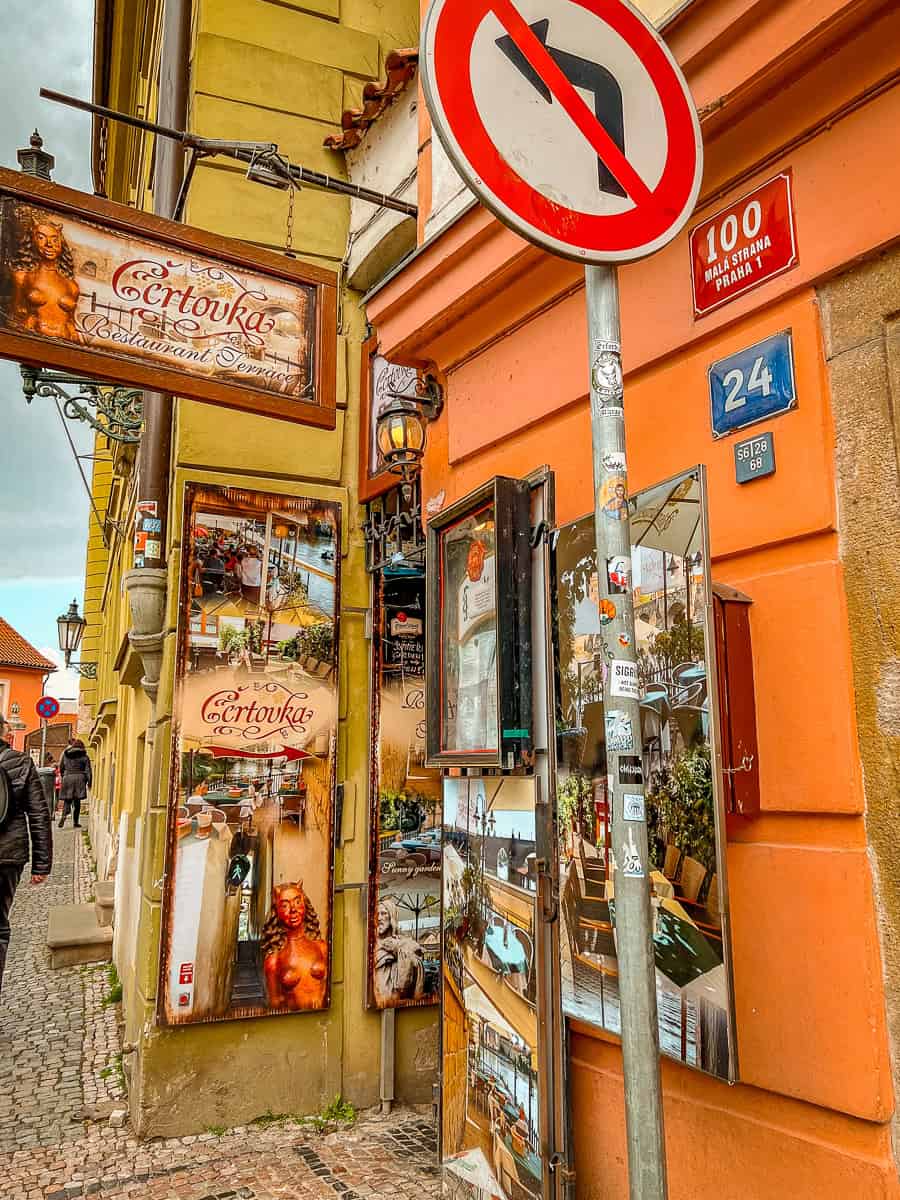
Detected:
left=722, top=355, right=773, bottom=413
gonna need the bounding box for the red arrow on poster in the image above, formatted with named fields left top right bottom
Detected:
left=205, top=744, right=315, bottom=761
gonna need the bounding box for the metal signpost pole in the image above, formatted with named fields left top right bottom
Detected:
left=585, top=263, right=667, bottom=1200
left=420, top=3, right=703, bottom=1194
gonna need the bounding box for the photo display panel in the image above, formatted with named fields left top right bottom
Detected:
left=367, top=573, right=442, bottom=1009
left=440, top=502, right=500, bottom=755
left=552, top=467, right=737, bottom=1080
left=159, top=484, right=339, bottom=1025
left=441, top=775, right=544, bottom=1200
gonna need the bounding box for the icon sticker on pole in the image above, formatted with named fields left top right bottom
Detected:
left=421, top=0, right=703, bottom=262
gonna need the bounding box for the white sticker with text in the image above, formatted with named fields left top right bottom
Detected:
left=610, top=659, right=639, bottom=700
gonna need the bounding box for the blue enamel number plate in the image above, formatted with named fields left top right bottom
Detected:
left=709, top=330, right=796, bottom=438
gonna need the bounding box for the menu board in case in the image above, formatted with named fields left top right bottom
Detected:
left=426, top=477, right=532, bottom=769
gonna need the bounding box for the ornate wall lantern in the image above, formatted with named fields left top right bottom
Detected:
left=375, top=396, right=427, bottom=479
left=57, top=599, right=96, bottom=678
left=374, top=374, right=444, bottom=480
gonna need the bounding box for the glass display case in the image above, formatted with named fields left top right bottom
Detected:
left=426, top=477, right=532, bottom=769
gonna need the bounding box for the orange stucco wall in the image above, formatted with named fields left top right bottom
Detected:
left=0, top=667, right=53, bottom=753
left=370, top=0, right=900, bottom=1193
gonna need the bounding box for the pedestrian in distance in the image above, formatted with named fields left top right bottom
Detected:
left=0, top=712, right=53, bottom=995
left=59, top=738, right=92, bottom=829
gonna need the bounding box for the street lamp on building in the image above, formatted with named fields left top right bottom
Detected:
left=57, top=599, right=97, bottom=678
left=375, top=375, right=444, bottom=480
left=376, top=395, right=428, bottom=480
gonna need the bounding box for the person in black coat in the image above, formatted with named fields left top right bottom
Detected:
left=0, top=713, right=53, bottom=994
left=59, top=739, right=92, bottom=829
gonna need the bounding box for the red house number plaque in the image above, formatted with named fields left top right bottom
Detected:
left=690, top=171, right=798, bottom=318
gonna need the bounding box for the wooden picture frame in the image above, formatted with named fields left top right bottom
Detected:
left=0, top=166, right=337, bottom=428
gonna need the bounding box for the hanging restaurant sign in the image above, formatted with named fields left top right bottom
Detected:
left=362, top=479, right=425, bottom=574
left=0, top=167, right=337, bottom=427
left=158, top=482, right=340, bottom=1026
left=426, top=476, right=532, bottom=769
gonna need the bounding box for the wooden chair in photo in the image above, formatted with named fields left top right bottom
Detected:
left=663, top=843, right=682, bottom=881
left=579, top=837, right=606, bottom=899
left=681, top=872, right=723, bottom=941
left=679, top=856, right=707, bottom=904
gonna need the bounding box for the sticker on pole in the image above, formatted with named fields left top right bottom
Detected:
left=609, top=659, right=638, bottom=698
left=421, top=0, right=703, bottom=263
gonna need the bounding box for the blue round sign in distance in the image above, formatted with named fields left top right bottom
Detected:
left=36, top=695, right=60, bottom=720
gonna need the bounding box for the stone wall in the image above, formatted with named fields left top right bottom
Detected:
left=819, top=244, right=900, bottom=1169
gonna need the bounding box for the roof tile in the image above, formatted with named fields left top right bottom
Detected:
left=0, top=617, right=57, bottom=672
left=324, top=49, right=418, bottom=152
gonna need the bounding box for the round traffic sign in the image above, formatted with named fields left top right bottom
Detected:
left=36, top=695, right=60, bottom=720
left=421, top=0, right=703, bottom=263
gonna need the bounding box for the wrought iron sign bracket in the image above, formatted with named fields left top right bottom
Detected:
left=415, top=372, right=444, bottom=421
left=362, top=479, right=426, bottom=574
left=70, top=661, right=99, bottom=679
left=40, top=89, right=419, bottom=221
left=21, top=365, right=143, bottom=444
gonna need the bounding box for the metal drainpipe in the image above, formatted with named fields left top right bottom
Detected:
left=125, top=0, right=190, bottom=712
left=138, top=0, right=191, bottom=566
left=121, top=0, right=191, bottom=1117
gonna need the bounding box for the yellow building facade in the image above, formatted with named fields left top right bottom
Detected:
left=80, top=0, right=435, bottom=1135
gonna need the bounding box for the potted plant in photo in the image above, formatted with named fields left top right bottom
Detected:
left=444, top=862, right=490, bottom=952
left=556, top=771, right=593, bottom=851
left=647, top=745, right=716, bottom=887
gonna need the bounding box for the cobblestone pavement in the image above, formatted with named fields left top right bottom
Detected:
left=0, top=818, right=86, bottom=1152
left=1, top=817, right=441, bottom=1200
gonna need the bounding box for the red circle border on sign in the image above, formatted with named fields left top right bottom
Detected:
left=427, top=0, right=701, bottom=261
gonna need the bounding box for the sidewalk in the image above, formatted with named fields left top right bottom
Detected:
left=0, top=820, right=441, bottom=1199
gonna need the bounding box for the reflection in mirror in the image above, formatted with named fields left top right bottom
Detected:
left=553, top=467, right=735, bottom=1081
left=442, top=776, right=542, bottom=1200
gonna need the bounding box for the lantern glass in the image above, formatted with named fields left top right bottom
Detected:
left=375, top=399, right=428, bottom=475
left=57, top=599, right=86, bottom=657
left=405, top=412, right=426, bottom=451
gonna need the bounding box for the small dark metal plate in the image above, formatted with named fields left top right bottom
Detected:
left=734, top=430, right=775, bottom=483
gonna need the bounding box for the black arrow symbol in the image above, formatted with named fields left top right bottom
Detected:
left=496, top=18, right=627, bottom=198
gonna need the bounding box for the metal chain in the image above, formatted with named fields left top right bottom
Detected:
left=285, top=180, right=296, bottom=258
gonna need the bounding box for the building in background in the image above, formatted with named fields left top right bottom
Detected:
left=75, top=0, right=435, bottom=1137
left=59, top=0, right=900, bottom=1190
left=364, top=0, right=900, bottom=1195
left=0, top=617, right=56, bottom=752
left=24, top=697, right=79, bottom=764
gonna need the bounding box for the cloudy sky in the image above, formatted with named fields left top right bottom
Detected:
left=0, top=0, right=95, bottom=697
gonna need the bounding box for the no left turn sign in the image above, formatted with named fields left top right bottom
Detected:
left=421, top=0, right=703, bottom=263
